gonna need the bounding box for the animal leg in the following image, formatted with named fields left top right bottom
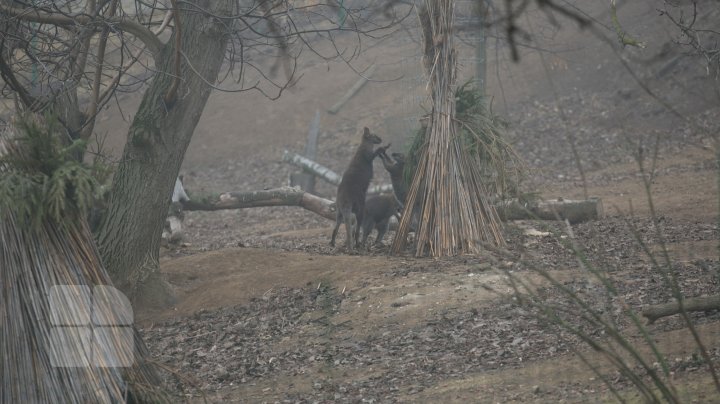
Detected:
left=360, top=217, right=374, bottom=248
left=330, top=210, right=343, bottom=247
left=354, top=205, right=365, bottom=248
left=375, top=218, right=390, bottom=246
left=344, top=212, right=357, bottom=251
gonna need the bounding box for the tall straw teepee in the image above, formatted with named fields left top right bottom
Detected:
left=391, top=0, right=505, bottom=257
left=0, top=116, right=169, bottom=403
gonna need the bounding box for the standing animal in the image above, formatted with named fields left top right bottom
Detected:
left=330, top=127, right=385, bottom=250
left=360, top=194, right=402, bottom=247
left=378, top=151, right=407, bottom=206
left=379, top=150, right=423, bottom=232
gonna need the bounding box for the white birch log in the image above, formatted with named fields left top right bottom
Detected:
left=282, top=150, right=394, bottom=194
left=282, top=150, right=342, bottom=185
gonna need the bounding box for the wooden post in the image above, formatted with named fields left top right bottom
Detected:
left=290, top=109, right=321, bottom=193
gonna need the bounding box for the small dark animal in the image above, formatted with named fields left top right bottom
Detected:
left=361, top=194, right=402, bottom=247
left=379, top=150, right=423, bottom=232
left=379, top=151, right=407, bottom=206
left=330, top=127, right=385, bottom=250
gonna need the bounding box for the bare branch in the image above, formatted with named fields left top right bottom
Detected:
left=0, top=3, right=164, bottom=60
left=82, top=0, right=120, bottom=141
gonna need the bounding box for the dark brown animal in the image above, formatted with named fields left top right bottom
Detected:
left=379, top=150, right=423, bottom=232
left=379, top=151, right=407, bottom=206
left=360, top=194, right=401, bottom=247
left=330, top=127, right=385, bottom=250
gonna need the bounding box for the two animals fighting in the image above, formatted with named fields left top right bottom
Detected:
left=330, top=127, right=410, bottom=251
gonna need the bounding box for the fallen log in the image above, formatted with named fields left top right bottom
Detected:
left=183, top=187, right=337, bottom=221
left=498, top=197, right=604, bottom=224
left=642, top=295, right=720, bottom=324
left=282, top=150, right=342, bottom=185
left=328, top=64, right=377, bottom=114
left=182, top=186, right=602, bottom=225
left=280, top=154, right=603, bottom=219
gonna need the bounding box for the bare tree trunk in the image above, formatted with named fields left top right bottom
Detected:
left=96, top=0, right=232, bottom=306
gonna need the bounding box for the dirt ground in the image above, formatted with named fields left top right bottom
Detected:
left=96, top=1, right=720, bottom=402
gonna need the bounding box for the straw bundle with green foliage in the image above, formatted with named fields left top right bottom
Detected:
left=403, top=80, right=525, bottom=202
left=0, top=115, right=169, bottom=403
left=391, top=0, right=507, bottom=257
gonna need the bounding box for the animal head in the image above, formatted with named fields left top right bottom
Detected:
left=362, top=127, right=382, bottom=145
left=391, top=152, right=406, bottom=165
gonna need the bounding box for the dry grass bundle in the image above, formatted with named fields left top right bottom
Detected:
left=391, top=0, right=505, bottom=257
left=0, top=115, right=170, bottom=403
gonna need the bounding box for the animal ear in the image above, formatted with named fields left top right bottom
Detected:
left=363, top=127, right=370, bottom=136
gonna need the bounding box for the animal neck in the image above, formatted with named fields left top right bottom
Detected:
left=356, top=141, right=375, bottom=162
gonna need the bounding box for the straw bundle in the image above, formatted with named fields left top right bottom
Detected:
left=391, top=0, right=505, bottom=257
left=0, top=116, right=168, bottom=403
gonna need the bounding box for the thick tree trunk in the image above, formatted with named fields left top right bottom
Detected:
left=96, top=0, right=232, bottom=306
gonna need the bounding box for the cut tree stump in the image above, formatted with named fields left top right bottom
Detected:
left=162, top=216, right=184, bottom=243
left=163, top=178, right=189, bottom=245
left=642, top=295, right=720, bottom=324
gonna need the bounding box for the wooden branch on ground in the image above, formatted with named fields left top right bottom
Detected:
left=327, top=64, right=377, bottom=114
left=182, top=187, right=336, bottom=220
left=642, top=295, right=720, bottom=324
